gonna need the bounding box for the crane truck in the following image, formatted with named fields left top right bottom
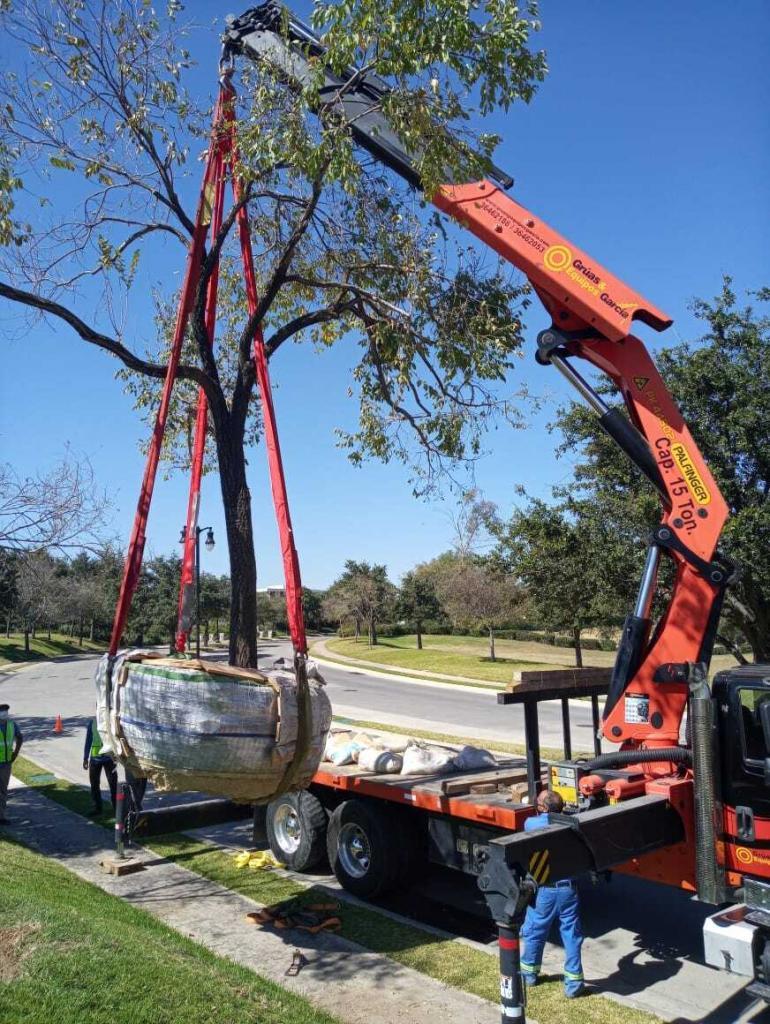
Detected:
left=124, top=8, right=770, bottom=1021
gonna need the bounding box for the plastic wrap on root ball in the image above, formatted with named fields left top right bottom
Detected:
left=94, top=651, right=331, bottom=802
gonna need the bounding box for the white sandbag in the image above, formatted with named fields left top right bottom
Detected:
left=400, top=742, right=456, bottom=776
left=375, top=734, right=414, bottom=754
left=94, top=650, right=331, bottom=802
left=357, top=747, right=403, bottom=774
left=451, top=745, right=497, bottom=771
left=328, top=739, right=368, bottom=766
left=324, top=730, right=354, bottom=762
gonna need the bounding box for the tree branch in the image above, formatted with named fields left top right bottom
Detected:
left=0, top=279, right=214, bottom=396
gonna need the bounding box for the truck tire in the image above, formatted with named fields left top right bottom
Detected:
left=266, top=791, right=328, bottom=872
left=326, top=799, right=404, bottom=898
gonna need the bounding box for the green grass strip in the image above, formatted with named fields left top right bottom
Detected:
left=0, top=631, right=104, bottom=666
left=13, top=754, right=115, bottom=822
left=312, top=645, right=504, bottom=690
left=0, top=839, right=337, bottom=1024
left=12, top=755, right=659, bottom=1024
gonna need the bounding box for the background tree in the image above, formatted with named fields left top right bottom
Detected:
left=0, top=550, right=19, bottom=638
left=199, top=572, right=231, bottom=642
left=396, top=567, right=443, bottom=649
left=324, top=560, right=396, bottom=645
left=15, top=550, right=59, bottom=653
left=431, top=553, right=518, bottom=660
left=301, top=588, right=325, bottom=633
left=0, top=0, right=544, bottom=667
left=0, top=453, right=109, bottom=555
left=556, top=280, right=770, bottom=661
left=128, top=555, right=182, bottom=650
left=322, top=576, right=364, bottom=641
left=493, top=497, right=635, bottom=667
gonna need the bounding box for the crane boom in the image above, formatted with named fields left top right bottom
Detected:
left=224, top=3, right=732, bottom=751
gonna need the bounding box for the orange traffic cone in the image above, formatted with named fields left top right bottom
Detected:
left=53, top=714, right=63, bottom=734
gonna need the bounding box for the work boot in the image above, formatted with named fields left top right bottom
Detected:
left=564, top=984, right=585, bottom=999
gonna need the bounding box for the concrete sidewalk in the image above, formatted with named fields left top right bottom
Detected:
left=3, top=782, right=500, bottom=1024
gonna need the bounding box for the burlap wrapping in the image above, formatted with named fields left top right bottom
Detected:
left=94, top=651, right=331, bottom=802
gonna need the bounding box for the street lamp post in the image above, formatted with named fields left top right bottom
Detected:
left=180, top=525, right=215, bottom=658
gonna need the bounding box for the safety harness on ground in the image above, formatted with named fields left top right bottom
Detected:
left=105, top=65, right=311, bottom=794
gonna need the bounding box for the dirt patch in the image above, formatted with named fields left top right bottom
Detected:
left=0, top=923, right=41, bottom=981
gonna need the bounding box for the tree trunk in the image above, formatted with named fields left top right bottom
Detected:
left=716, top=632, right=749, bottom=666
left=726, top=580, right=770, bottom=663
left=416, top=622, right=423, bottom=650
left=89, top=618, right=95, bottom=642
left=5, top=612, right=10, bottom=638
left=47, top=623, right=51, bottom=640
left=488, top=627, right=496, bottom=661
left=573, top=625, right=583, bottom=668
left=216, top=424, right=258, bottom=668
left=24, top=628, right=30, bottom=654
left=369, top=617, right=378, bottom=646
left=354, top=617, right=360, bottom=642
left=78, top=615, right=84, bottom=646
left=32, top=624, right=36, bottom=639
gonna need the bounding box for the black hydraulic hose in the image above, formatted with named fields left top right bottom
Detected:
left=579, top=747, right=692, bottom=771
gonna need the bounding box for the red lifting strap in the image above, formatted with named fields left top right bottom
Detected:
left=176, top=138, right=227, bottom=653
left=110, top=82, right=308, bottom=659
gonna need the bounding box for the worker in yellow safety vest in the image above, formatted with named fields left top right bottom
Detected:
left=0, top=702, right=24, bottom=825
left=83, top=717, right=117, bottom=816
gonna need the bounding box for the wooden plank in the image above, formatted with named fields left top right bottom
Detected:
left=439, top=768, right=528, bottom=796
left=100, top=857, right=146, bottom=876
left=506, top=666, right=612, bottom=694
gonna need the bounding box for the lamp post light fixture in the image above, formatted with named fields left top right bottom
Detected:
left=180, top=524, right=215, bottom=658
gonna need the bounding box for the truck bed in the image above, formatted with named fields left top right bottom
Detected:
left=312, top=758, right=536, bottom=831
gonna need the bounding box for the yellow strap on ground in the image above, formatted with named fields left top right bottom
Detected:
left=233, top=850, right=285, bottom=870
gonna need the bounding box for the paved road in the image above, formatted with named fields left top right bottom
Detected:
left=1, top=651, right=765, bottom=1023
left=289, top=639, right=602, bottom=752
left=0, top=641, right=596, bottom=783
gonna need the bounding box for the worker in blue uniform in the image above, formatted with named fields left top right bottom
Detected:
left=520, top=790, right=585, bottom=997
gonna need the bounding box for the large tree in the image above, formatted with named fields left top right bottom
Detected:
left=555, top=280, right=770, bottom=662
left=0, top=0, right=545, bottom=665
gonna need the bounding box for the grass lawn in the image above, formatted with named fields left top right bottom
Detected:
left=322, top=633, right=739, bottom=685
left=0, top=631, right=104, bottom=666
left=12, top=754, right=658, bottom=1024
left=0, top=839, right=337, bottom=1024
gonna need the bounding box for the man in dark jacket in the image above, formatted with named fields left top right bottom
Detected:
left=83, top=716, right=117, bottom=816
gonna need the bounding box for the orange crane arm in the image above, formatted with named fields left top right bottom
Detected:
left=226, top=3, right=733, bottom=748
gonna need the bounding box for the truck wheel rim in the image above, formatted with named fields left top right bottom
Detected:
left=273, top=803, right=302, bottom=853
left=338, top=823, right=371, bottom=878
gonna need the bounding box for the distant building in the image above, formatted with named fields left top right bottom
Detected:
left=257, top=586, right=286, bottom=599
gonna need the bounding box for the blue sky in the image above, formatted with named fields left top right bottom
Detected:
left=1, top=0, right=768, bottom=589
